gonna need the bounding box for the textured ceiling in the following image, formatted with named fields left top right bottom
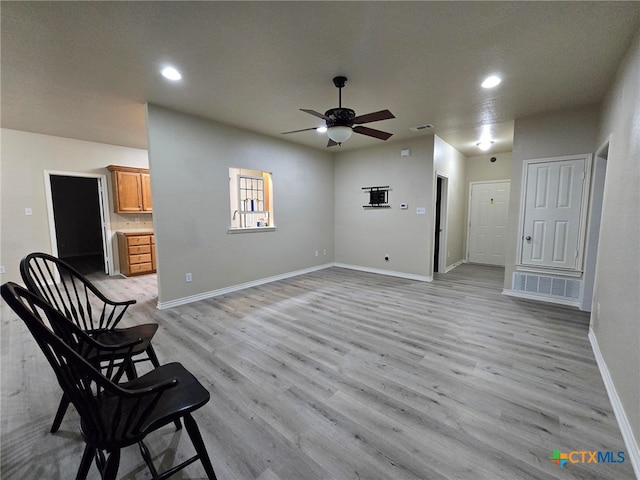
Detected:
left=2, top=2, right=639, bottom=156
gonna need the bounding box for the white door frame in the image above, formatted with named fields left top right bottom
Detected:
left=44, top=170, right=114, bottom=275
left=515, top=153, right=592, bottom=275
left=466, top=179, right=511, bottom=264
left=580, top=140, right=609, bottom=311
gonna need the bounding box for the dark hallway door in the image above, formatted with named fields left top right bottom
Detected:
left=50, top=175, right=105, bottom=275
left=434, top=176, right=443, bottom=273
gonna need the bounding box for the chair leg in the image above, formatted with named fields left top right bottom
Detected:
left=184, top=413, right=217, bottom=480
left=146, top=345, right=182, bottom=430
left=146, top=344, right=161, bottom=367
left=138, top=440, right=160, bottom=480
left=51, top=394, right=70, bottom=433
left=124, top=361, right=138, bottom=380
left=102, top=449, right=121, bottom=480
left=75, top=445, right=96, bottom=480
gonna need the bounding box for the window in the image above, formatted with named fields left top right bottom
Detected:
left=229, top=167, right=274, bottom=231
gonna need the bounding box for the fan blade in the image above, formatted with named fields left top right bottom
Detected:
left=301, top=109, right=330, bottom=120
left=352, top=109, right=395, bottom=124
left=327, top=139, right=339, bottom=147
left=281, top=127, right=320, bottom=134
left=353, top=125, right=393, bottom=141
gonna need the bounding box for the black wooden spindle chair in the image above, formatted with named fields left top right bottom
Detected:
left=2, top=282, right=218, bottom=480
left=20, top=252, right=163, bottom=432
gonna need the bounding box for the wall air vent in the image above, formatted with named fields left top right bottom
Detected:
left=410, top=124, right=434, bottom=132
left=513, top=272, right=581, bottom=301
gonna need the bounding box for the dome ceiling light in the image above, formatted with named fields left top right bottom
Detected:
left=481, top=75, right=501, bottom=88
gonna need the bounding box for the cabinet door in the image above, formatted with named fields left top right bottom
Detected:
left=151, top=235, right=156, bottom=270
left=141, top=172, right=153, bottom=211
left=115, top=171, right=142, bottom=212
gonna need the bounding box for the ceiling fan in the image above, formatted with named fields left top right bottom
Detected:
left=282, top=76, right=395, bottom=147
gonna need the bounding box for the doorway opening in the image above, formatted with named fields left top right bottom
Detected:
left=433, top=174, right=448, bottom=273
left=44, top=171, right=113, bottom=276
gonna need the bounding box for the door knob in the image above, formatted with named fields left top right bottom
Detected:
left=525, top=236, right=532, bottom=241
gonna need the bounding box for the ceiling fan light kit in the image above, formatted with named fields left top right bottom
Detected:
left=282, top=76, right=395, bottom=147
left=327, top=125, right=353, bottom=143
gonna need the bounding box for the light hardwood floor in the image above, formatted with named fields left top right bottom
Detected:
left=1, top=264, right=635, bottom=479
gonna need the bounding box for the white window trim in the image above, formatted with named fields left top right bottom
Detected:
left=227, top=226, right=276, bottom=234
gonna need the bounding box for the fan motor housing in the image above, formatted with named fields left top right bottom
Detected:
left=325, top=107, right=355, bottom=127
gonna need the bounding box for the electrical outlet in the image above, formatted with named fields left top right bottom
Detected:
left=185, top=273, right=192, bottom=283
left=323, top=249, right=327, bottom=256
left=0, top=266, right=5, bottom=274
left=134, top=217, right=140, bottom=223
left=315, top=250, right=319, bottom=257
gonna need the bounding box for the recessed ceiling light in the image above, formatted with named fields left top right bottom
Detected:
left=316, top=126, right=327, bottom=133
left=476, top=140, right=494, bottom=151
left=481, top=75, right=501, bottom=88
left=161, top=66, right=182, bottom=81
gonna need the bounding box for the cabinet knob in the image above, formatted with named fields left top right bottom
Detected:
left=525, top=236, right=532, bottom=241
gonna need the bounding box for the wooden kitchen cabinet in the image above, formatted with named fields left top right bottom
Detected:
left=151, top=235, right=156, bottom=271
left=107, top=165, right=152, bottom=213
left=117, top=232, right=156, bottom=276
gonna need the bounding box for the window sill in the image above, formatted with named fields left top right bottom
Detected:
left=227, top=226, right=276, bottom=234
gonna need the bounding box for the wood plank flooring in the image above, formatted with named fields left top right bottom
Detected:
left=1, top=264, right=635, bottom=479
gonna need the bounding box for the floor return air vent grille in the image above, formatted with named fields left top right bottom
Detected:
left=513, top=272, right=581, bottom=301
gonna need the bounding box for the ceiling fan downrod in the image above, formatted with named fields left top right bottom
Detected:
left=333, top=76, right=347, bottom=108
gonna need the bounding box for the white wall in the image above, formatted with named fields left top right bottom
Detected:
left=504, top=104, right=600, bottom=289
left=333, top=137, right=434, bottom=279
left=466, top=152, right=512, bottom=184
left=433, top=136, right=467, bottom=269
left=592, top=29, right=640, bottom=461
left=146, top=104, right=334, bottom=304
left=0, top=129, right=150, bottom=280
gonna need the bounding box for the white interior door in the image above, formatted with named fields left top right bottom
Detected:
left=468, top=181, right=510, bottom=266
left=520, top=157, right=587, bottom=270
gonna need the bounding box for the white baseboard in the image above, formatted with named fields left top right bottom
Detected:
left=157, top=262, right=432, bottom=309
left=334, top=263, right=432, bottom=282
left=444, top=259, right=464, bottom=273
left=502, top=288, right=581, bottom=308
left=157, top=263, right=334, bottom=309
left=589, top=329, right=640, bottom=479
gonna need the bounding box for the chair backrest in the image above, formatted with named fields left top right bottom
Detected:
left=20, top=252, right=134, bottom=332
left=2, top=282, right=171, bottom=445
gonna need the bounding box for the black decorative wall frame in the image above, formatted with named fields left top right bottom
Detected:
left=363, top=185, right=391, bottom=208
